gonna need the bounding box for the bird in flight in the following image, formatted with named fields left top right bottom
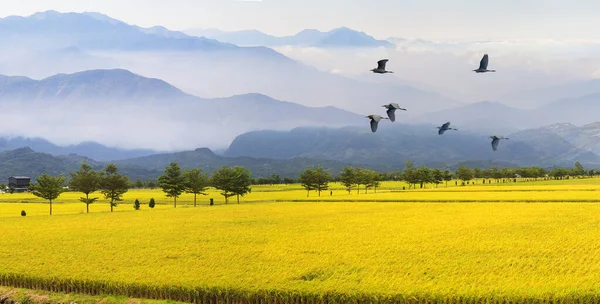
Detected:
left=437, top=122, right=457, bottom=135
left=382, top=103, right=407, bottom=122
left=473, top=54, right=496, bottom=73
left=371, top=59, right=393, bottom=74
left=490, top=136, right=509, bottom=151
left=366, top=115, right=389, bottom=132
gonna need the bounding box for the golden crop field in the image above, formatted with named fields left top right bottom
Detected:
left=2, top=179, right=600, bottom=303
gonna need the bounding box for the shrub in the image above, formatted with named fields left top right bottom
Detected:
left=133, top=199, right=140, bottom=210
left=149, top=198, right=155, bottom=209
left=20, top=210, right=26, bottom=217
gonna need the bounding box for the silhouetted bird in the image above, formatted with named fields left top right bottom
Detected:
left=437, top=122, right=457, bottom=135
left=473, top=54, right=496, bottom=73
left=371, top=59, right=393, bottom=74
left=366, top=115, right=388, bottom=132
left=382, top=103, right=407, bottom=122
left=490, top=136, right=509, bottom=151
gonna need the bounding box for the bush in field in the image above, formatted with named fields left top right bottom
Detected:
left=149, top=198, right=155, bottom=209
left=20, top=210, right=26, bottom=217
left=134, top=199, right=140, bottom=210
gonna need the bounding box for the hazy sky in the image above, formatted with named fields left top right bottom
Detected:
left=2, top=0, right=600, bottom=41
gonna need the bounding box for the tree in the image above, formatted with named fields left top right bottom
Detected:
left=432, top=169, right=444, bottom=188
left=133, top=199, right=141, bottom=210
left=31, top=174, right=67, bottom=215
left=403, top=161, right=419, bottom=189
left=299, top=168, right=316, bottom=197
left=68, top=163, right=101, bottom=214
left=455, top=165, right=474, bottom=185
left=183, top=168, right=210, bottom=207
left=366, top=171, right=381, bottom=193
left=8, top=185, right=15, bottom=194
left=146, top=180, right=157, bottom=189
left=443, top=170, right=453, bottom=187
left=158, top=162, right=186, bottom=208
left=339, top=167, right=356, bottom=194
left=211, top=165, right=237, bottom=204
left=416, top=165, right=432, bottom=189
left=100, top=163, right=130, bottom=212
left=134, top=179, right=144, bottom=189
left=571, top=161, right=585, bottom=177
left=149, top=198, right=156, bottom=209
left=231, top=166, right=253, bottom=203
left=312, top=167, right=331, bottom=197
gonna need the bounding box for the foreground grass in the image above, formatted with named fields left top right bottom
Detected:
left=0, top=286, right=185, bottom=304
left=3, top=202, right=600, bottom=302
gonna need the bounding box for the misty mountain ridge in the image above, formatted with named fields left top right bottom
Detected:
left=0, top=68, right=364, bottom=150
left=0, top=10, right=290, bottom=63
left=224, top=123, right=600, bottom=169
left=185, top=26, right=395, bottom=48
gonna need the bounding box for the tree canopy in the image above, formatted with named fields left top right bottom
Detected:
left=100, top=163, right=130, bottom=212
left=31, top=174, right=67, bottom=215
left=69, top=163, right=102, bottom=213
left=158, top=162, right=186, bottom=208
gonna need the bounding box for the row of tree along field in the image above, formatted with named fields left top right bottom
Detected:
left=24, top=160, right=591, bottom=215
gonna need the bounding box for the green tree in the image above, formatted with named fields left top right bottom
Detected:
left=432, top=169, right=444, bottom=188
left=571, top=161, right=585, bottom=177
left=146, top=180, right=157, bottom=189
left=133, top=199, right=141, bottom=210
left=299, top=168, right=316, bottom=197
left=134, top=179, right=144, bottom=189
left=8, top=185, right=15, bottom=194
left=416, top=165, right=432, bottom=189
left=158, top=162, right=186, bottom=208
left=211, top=165, right=237, bottom=204
left=366, top=171, right=381, bottom=193
left=443, top=170, right=453, bottom=187
left=339, top=167, right=356, bottom=194
left=403, top=161, right=419, bottom=189
left=31, top=174, right=67, bottom=215
left=313, top=167, right=332, bottom=197
left=149, top=198, right=156, bottom=209
left=100, top=163, right=130, bottom=212
left=232, top=166, right=253, bottom=203
left=455, top=165, right=474, bottom=185
left=183, top=168, right=210, bottom=207
left=68, top=163, right=101, bottom=214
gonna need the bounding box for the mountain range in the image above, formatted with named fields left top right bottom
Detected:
left=184, top=27, right=395, bottom=48
left=224, top=123, right=600, bottom=169
left=0, top=10, right=460, bottom=117
left=0, top=69, right=363, bottom=150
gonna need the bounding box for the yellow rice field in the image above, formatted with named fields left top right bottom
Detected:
left=2, top=179, right=600, bottom=302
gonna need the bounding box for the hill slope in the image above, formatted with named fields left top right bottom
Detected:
left=0, top=69, right=363, bottom=150
left=224, top=124, right=600, bottom=168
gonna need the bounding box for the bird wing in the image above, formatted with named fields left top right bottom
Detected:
left=377, top=59, right=388, bottom=70
left=390, top=103, right=400, bottom=109
left=491, top=138, right=499, bottom=151
left=438, top=128, right=446, bottom=135
left=442, top=122, right=450, bottom=129
left=479, top=54, right=488, bottom=70
left=370, top=119, right=378, bottom=132
left=386, top=108, right=396, bottom=122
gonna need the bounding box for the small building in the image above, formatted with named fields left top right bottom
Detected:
left=8, top=176, right=31, bottom=192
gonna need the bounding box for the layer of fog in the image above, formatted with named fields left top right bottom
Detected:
left=0, top=40, right=600, bottom=152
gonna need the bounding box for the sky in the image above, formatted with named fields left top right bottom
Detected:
left=2, top=0, right=600, bottom=41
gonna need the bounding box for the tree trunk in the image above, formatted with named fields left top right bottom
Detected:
left=174, top=196, right=177, bottom=208
left=49, top=199, right=53, bottom=215
left=307, top=190, right=309, bottom=197
left=110, top=199, right=114, bottom=212
left=357, top=185, right=360, bottom=194
left=225, top=196, right=228, bottom=204
left=237, top=194, right=240, bottom=204
left=194, top=193, right=197, bottom=207
left=86, top=193, right=89, bottom=213
left=318, top=189, right=321, bottom=197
